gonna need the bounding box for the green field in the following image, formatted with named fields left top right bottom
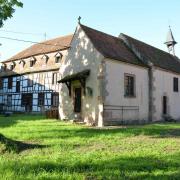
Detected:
left=0, top=115, right=180, bottom=179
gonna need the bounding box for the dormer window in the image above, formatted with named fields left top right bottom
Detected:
left=9, top=62, right=16, bottom=70
left=42, top=54, right=49, bottom=64
left=2, top=64, right=7, bottom=71
left=0, top=63, right=2, bottom=72
left=55, top=52, right=63, bottom=63
left=19, top=60, right=25, bottom=69
left=0, top=63, right=6, bottom=72
left=30, top=57, right=36, bottom=67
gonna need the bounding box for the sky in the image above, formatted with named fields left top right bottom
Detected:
left=0, top=0, right=180, bottom=61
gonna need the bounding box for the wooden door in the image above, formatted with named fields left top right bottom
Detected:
left=51, top=93, right=59, bottom=107
left=22, top=93, right=33, bottom=112
left=74, top=88, right=81, bottom=113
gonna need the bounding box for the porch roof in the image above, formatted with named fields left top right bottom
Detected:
left=58, top=69, right=90, bottom=83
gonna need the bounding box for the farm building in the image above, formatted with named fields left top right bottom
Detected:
left=0, top=35, right=72, bottom=113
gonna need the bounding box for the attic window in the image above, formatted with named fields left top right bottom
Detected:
left=19, top=60, right=25, bottom=68
left=30, top=57, right=36, bottom=67
left=42, top=54, right=49, bottom=64
left=9, top=62, right=16, bottom=70
left=55, top=52, right=63, bottom=63
left=1, top=64, right=6, bottom=71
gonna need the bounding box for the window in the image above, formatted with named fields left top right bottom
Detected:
left=8, top=77, right=13, bottom=89
left=2, top=64, right=7, bottom=71
left=42, top=55, right=49, bottom=64
left=39, top=74, right=44, bottom=84
left=29, top=57, right=36, bottom=67
left=7, top=95, right=12, bottom=106
left=28, top=75, right=33, bottom=87
left=51, top=93, right=59, bottom=107
left=9, top=63, right=15, bottom=70
left=55, top=56, right=61, bottom=63
left=173, top=77, right=178, bottom=92
left=124, top=74, right=135, bottom=97
left=55, top=53, right=62, bottom=63
left=16, top=81, right=20, bottom=92
left=52, top=72, right=58, bottom=85
left=38, top=93, right=44, bottom=106
left=28, top=79, right=33, bottom=87
left=19, top=60, right=25, bottom=69
left=30, top=60, right=35, bottom=67
left=0, top=78, right=3, bottom=89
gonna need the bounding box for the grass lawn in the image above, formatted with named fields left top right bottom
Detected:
left=0, top=115, right=180, bottom=180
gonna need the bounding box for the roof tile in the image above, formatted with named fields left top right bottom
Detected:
left=3, top=34, right=73, bottom=62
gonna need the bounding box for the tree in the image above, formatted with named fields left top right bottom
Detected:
left=0, top=0, right=23, bottom=139
left=0, top=0, right=23, bottom=27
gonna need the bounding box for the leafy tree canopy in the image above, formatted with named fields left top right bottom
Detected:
left=0, top=0, right=23, bottom=27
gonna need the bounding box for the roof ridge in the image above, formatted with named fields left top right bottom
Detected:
left=40, top=34, right=73, bottom=44
left=2, top=34, right=73, bottom=62
left=121, top=33, right=178, bottom=59
left=80, top=24, right=121, bottom=41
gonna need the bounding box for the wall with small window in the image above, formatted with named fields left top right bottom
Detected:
left=124, top=74, right=136, bottom=97
left=152, top=68, right=180, bottom=121
left=104, top=59, right=149, bottom=123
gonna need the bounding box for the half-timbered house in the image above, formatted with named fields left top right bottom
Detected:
left=0, top=34, right=73, bottom=113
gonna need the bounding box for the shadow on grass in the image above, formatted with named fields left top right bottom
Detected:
left=0, top=115, right=46, bottom=128
left=2, top=153, right=180, bottom=179
left=34, top=123, right=180, bottom=140
left=0, top=114, right=180, bottom=139
left=0, top=133, right=47, bottom=153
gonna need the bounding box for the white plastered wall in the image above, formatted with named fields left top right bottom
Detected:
left=152, top=67, right=180, bottom=121
left=104, top=59, right=149, bottom=123
left=59, top=25, right=104, bottom=126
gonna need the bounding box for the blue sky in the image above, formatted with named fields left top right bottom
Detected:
left=0, top=0, right=180, bottom=61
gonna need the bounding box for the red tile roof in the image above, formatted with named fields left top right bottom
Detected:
left=80, top=24, right=146, bottom=67
left=121, top=34, right=180, bottom=74
left=3, top=34, right=73, bottom=62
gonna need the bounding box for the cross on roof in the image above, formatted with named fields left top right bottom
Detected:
left=78, top=16, right=81, bottom=24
